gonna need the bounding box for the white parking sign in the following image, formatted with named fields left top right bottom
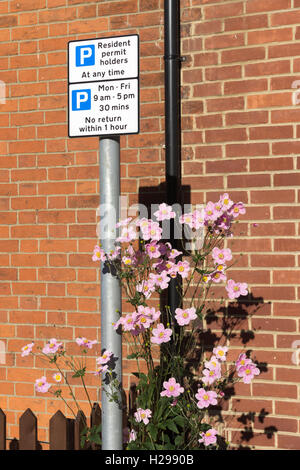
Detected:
left=68, top=34, right=139, bottom=137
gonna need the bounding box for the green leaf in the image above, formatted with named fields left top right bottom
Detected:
left=174, top=415, right=185, bottom=428
left=175, top=435, right=184, bottom=447
left=165, top=420, right=179, bottom=434
left=147, top=423, right=158, bottom=442
left=127, top=353, right=139, bottom=360
left=72, top=367, right=86, bottom=378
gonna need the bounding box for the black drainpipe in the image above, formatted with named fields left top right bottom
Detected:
left=164, top=0, right=182, bottom=323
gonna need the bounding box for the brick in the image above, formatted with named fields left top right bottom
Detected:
left=226, top=143, right=269, bottom=157
left=245, top=60, right=290, bottom=77
left=246, top=0, right=291, bottom=13
left=274, top=174, right=300, bottom=187
left=247, top=92, right=292, bottom=109
left=228, top=174, right=271, bottom=188
left=222, top=47, right=265, bottom=64
left=249, top=126, right=293, bottom=140
left=204, top=2, right=243, bottom=20
left=248, top=27, right=293, bottom=44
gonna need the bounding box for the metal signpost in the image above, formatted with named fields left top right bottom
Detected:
left=68, top=34, right=140, bottom=450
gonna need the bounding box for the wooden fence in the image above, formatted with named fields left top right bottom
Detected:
left=0, top=403, right=101, bottom=450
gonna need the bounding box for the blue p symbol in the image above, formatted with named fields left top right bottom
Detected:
left=76, top=45, right=95, bottom=67
left=72, top=89, right=91, bottom=111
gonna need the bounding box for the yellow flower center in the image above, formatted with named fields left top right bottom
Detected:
left=169, top=386, right=175, bottom=391
left=224, top=199, right=229, bottom=205
left=218, top=351, right=224, bottom=356
left=159, top=332, right=164, bottom=338
left=209, top=371, right=214, bottom=376
left=245, top=369, right=251, bottom=375
left=179, top=266, right=184, bottom=272
left=204, top=394, right=208, bottom=400
left=183, top=313, right=188, bottom=318
left=141, top=317, right=146, bottom=323
left=96, top=251, right=100, bottom=257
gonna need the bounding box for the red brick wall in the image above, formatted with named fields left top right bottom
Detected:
left=0, top=0, right=300, bottom=449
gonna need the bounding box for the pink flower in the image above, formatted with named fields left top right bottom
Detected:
left=235, top=353, right=252, bottom=370
left=116, top=217, right=132, bottom=228
left=204, top=355, right=220, bottom=371
left=35, top=376, right=51, bottom=393
left=53, top=373, right=62, bottom=383
left=150, top=271, right=171, bottom=290
left=198, top=428, right=218, bottom=446
left=151, top=323, right=172, bottom=345
left=210, top=270, right=227, bottom=283
left=204, top=201, right=221, bottom=223
left=219, top=193, right=234, bottom=211
left=75, top=337, right=97, bottom=349
left=21, top=342, right=34, bottom=357
left=175, top=307, right=197, bottom=326
left=92, top=245, right=106, bottom=262
left=122, top=256, right=133, bottom=266
left=202, top=366, right=221, bottom=386
left=168, top=248, right=182, bottom=259
left=212, top=247, right=232, bottom=264
left=42, top=338, right=63, bottom=355
left=213, top=346, right=228, bottom=362
left=179, top=212, right=194, bottom=229
left=122, top=312, right=139, bottom=332
left=237, top=363, right=260, bottom=384
left=160, top=377, right=184, bottom=398
left=195, top=388, right=218, bottom=409
left=96, top=350, right=113, bottom=365
left=154, top=203, right=175, bottom=221
left=136, top=279, right=156, bottom=299
left=116, top=225, right=137, bottom=243
left=129, top=429, right=137, bottom=442
left=134, top=408, right=152, bottom=425
left=228, top=202, right=246, bottom=218
left=215, top=213, right=233, bottom=232
left=138, top=305, right=161, bottom=323
left=145, top=241, right=161, bottom=259
left=141, top=221, right=162, bottom=242
left=176, top=260, right=190, bottom=279
left=226, top=279, right=248, bottom=299
left=93, top=364, right=109, bottom=376
left=192, top=208, right=206, bottom=229
left=107, top=246, right=121, bottom=261
left=136, top=311, right=152, bottom=329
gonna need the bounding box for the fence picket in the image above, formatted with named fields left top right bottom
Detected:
left=74, top=410, right=87, bottom=450
left=19, top=408, right=37, bottom=450
left=50, top=410, right=73, bottom=450
left=0, top=409, right=6, bottom=450
left=90, top=403, right=101, bottom=450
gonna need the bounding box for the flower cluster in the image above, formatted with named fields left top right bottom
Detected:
left=235, top=353, right=260, bottom=384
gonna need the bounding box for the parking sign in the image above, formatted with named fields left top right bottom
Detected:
left=68, top=35, right=139, bottom=138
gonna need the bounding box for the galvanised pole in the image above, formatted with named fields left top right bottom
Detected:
left=99, top=136, right=122, bottom=450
